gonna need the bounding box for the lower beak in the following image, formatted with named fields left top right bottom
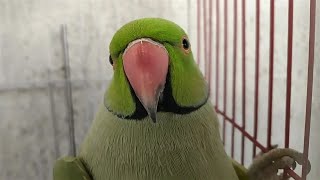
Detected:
left=123, top=38, right=169, bottom=123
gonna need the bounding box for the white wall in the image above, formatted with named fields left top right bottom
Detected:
left=0, top=0, right=319, bottom=180
left=0, top=0, right=188, bottom=179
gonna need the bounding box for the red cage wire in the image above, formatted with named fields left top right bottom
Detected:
left=196, top=0, right=317, bottom=179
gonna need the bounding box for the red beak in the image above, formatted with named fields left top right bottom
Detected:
left=123, top=38, right=169, bottom=122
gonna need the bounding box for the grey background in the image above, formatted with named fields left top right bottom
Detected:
left=0, top=0, right=319, bottom=179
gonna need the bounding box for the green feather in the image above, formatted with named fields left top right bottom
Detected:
left=109, top=18, right=185, bottom=58
left=79, top=102, right=239, bottom=180
left=104, top=54, right=135, bottom=117
left=54, top=18, right=247, bottom=180
left=232, top=159, right=249, bottom=180
left=53, top=156, right=92, bottom=180
left=165, top=43, right=208, bottom=107
left=105, top=18, right=208, bottom=116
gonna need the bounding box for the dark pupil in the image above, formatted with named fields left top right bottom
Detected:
left=182, top=39, right=189, bottom=49
left=109, top=55, right=113, bottom=65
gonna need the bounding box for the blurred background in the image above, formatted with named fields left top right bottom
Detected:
left=0, top=0, right=319, bottom=179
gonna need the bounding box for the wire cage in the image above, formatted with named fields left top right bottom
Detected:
left=195, top=0, right=317, bottom=179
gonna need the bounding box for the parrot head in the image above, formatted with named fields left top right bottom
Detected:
left=105, top=18, right=208, bottom=123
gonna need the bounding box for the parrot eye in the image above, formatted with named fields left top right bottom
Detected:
left=109, top=55, right=113, bottom=65
left=182, top=39, right=189, bottom=49
left=182, top=37, right=190, bottom=52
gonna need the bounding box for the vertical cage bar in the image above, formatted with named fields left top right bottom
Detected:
left=253, top=0, right=260, bottom=157
left=231, top=0, right=238, bottom=158
left=215, top=0, right=220, bottom=108
left=197, top=0, right=201, bottom=64
left=61, top=25, right=76, bottom=156
left=241, top=0, right=246, bottom=165
left=208, top=0, right=213, bottom=94
left=285, top=0, right=294, bottom=149
left=203, top=0, right=208, bottom=79
left=222, top=0, right=228, bottom=145
left=267, top=0, right=275, bottom=150
left=302, top=0, right=316, bottom=178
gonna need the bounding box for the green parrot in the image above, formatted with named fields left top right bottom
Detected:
left=53, top=18, right=310, bottom=180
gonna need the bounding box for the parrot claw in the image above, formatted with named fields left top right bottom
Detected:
left=256, top=144, right=279, bottom=157
left=247, top=148, right=311, bottom=180
left=291, top=160, right=297, bottom=170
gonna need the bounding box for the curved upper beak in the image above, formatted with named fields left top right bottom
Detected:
left=123, top=38, right=169, bottom=123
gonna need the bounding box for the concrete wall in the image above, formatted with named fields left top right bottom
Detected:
left=0, top=0, right=319, bottom=180
left=0, top=0, right=189, bottom=179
